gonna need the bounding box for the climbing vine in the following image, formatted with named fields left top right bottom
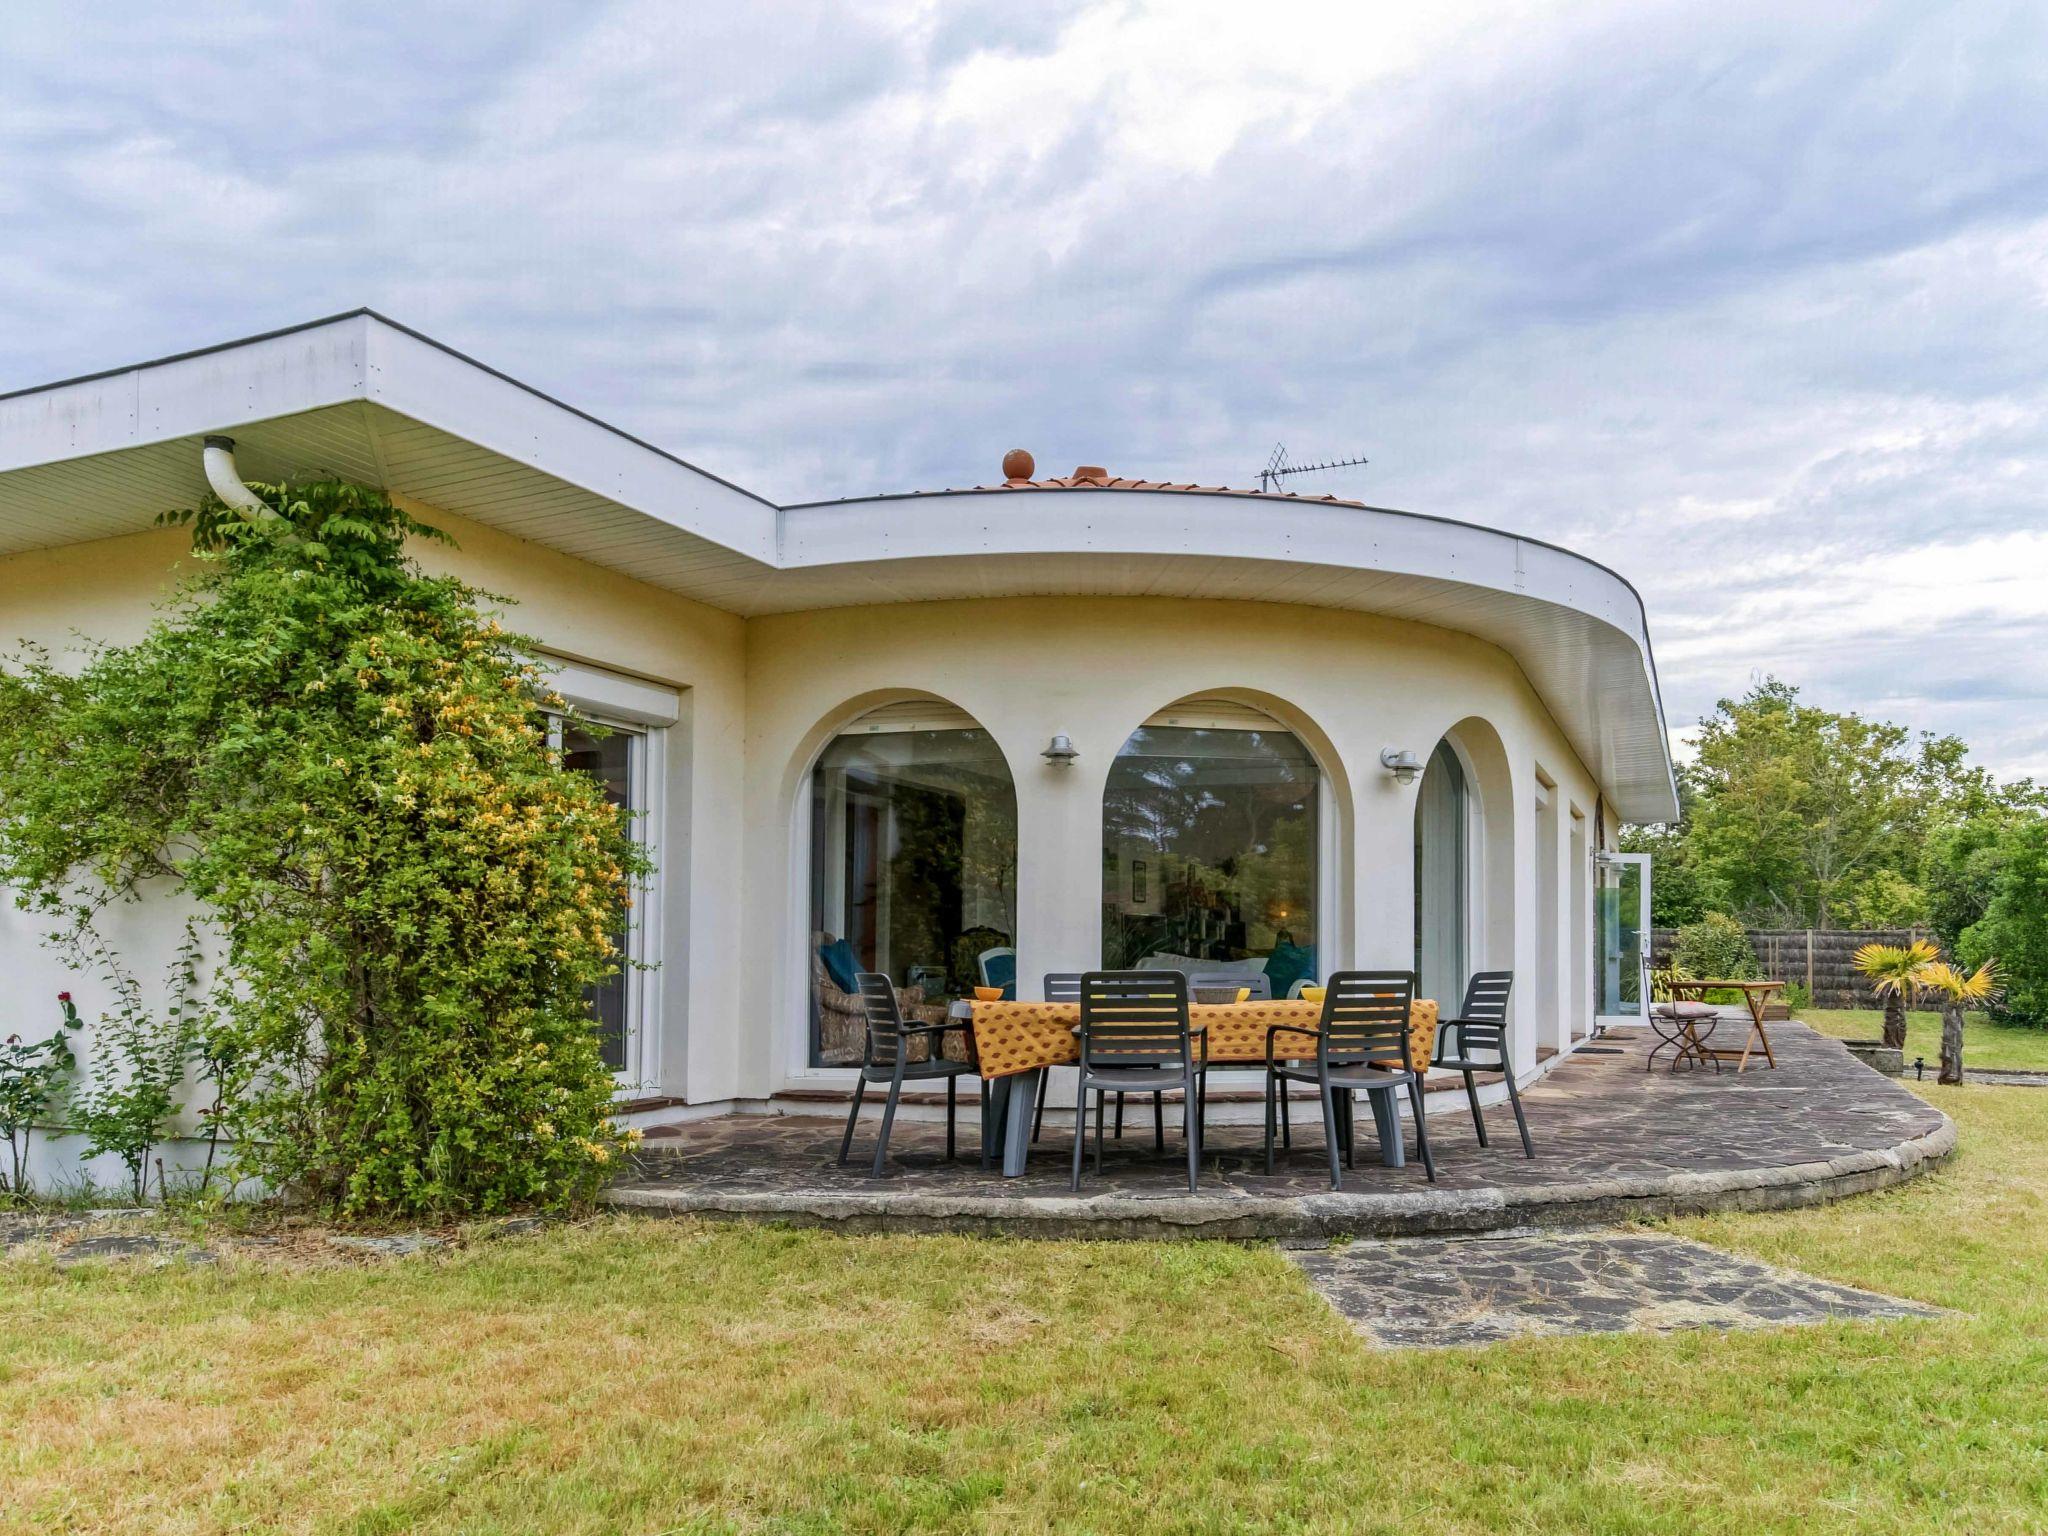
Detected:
left=0, top=481, right=647, bottom=1215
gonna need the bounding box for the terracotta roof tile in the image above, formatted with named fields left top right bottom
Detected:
left=938, top=476, right=1370, bottom=510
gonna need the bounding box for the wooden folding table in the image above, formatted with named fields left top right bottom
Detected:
left=1661, top=979, right=1782, bottom=1072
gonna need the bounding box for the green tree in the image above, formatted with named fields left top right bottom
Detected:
left=0, top=481, right=647, bottom=1215
left=1621, top=767, right=1709, bottom=926
left=1960, top=817, right=2048, bottom=1029
left=1685, top=679, right=1938, bottom=928
left=1923, top=775, right=2046, bottom=950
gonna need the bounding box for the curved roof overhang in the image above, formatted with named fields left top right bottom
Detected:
left=0, top=310, right=1678, bottom=822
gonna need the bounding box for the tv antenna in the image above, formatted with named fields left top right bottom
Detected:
left=1255, top=442, right=1369, bottom=494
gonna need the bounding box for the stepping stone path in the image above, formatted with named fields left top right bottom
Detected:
left=1290, top=1229, right=1942, bottom=1349
left=54, top=1233, right=215, bottom=1269
left=326, top=1232, right=447, bottom=1258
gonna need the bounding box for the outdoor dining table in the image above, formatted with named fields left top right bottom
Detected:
left=955, top=996, right=1439, bottom=1177
left=1660, top=978, right=1782, bottom=1072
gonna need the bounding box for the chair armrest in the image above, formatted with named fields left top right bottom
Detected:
left=1264, top=1022, right=1317, bottom=1067
left=1433, top=1018, right=1503, bottom=1061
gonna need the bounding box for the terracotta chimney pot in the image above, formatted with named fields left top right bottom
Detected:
left=1072, top=465, right=1109, bottom=485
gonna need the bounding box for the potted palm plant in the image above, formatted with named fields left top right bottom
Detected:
left=1917, top=959, right=2000, bottom=1086
left=1851, top=939, right=1938, bottom=1072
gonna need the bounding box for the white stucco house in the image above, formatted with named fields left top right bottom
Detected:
left=0, top=311, right=1672, bottom=1173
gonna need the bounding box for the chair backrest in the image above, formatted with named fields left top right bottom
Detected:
left=1043, top=972, right=1084, bottom=1003
left=1316, top=971, right=1417, bottom=1070
left=979, top=946, right=1018, bottom=999
left=1194, top=971, right=1272, bottom=1000
left=1078, top=970, right=1192, bottom=1070
left=854, top=971, right=910, bottom=1067
left=1638, top=955, right=1674, bottom=1012
left=1457, top=971, right=1513, bottom=1028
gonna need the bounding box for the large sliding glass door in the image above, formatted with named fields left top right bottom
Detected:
left=1100, top=700, right=1320, bottom=996
left=807, top=702, right=1018, bottom=1066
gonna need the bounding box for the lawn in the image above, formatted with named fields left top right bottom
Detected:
left=5, top=1086, right=2047, bottom=1535
left=1800, top=1007, right=2048, bottom=1071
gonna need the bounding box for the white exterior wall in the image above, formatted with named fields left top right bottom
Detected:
left=741, top=594, right=1603, bottom=1095
left=0, top=514, right=1608, bottom=1180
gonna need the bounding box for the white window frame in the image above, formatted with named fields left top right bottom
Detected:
left=1107, top=704, right=1340, bottom=1084
left=545, top=659, right=675, bottom=1096
left=1595, top=850, right=1653, bottom=1032
left=1416, top=735, right=1485, bottom=1008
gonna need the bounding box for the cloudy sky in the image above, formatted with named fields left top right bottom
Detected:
left=5, top=2, right=2047, bottom=779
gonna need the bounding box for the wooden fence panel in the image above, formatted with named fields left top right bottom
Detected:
left=1647, top=926, right=1935, bottom=1010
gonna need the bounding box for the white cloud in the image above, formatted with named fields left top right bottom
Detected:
left=4, top=0, right=2047, bottom=777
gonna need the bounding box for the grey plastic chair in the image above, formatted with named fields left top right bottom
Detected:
left=1188, top=971, right=1274, bottom=1135
left=1430, top=971, right=1533, bottom=1157
left=1072, top=971, right=1202, bottom=1193
left=1263, top=971, right=1434, bottom=1189
left=1035, top=971, right=1169, bottom=1149
left=837, top=971, right=983, bottom=1177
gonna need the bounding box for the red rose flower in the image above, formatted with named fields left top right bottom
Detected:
left=57, top=991, right=71, bottom=1002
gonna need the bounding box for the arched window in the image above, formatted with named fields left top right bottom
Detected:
left=807, top=700, right=1017, bottom=1066
left=1414, top=739, right=1470, bottom=1005
left=1101, top=699, right=1320, bottom=996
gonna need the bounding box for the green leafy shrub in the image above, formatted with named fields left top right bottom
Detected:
left=1782, top=981, right=1814, bottom=1013
left=68, top=931, right=206, bottom=1204
left=1961, top=817, right=2048, bottom=1029
left=0, top=996, right=79, bottom=1197
left=0, top=481, right=648, bottom=1215
left=1671, top=913, right=1758, bottom=981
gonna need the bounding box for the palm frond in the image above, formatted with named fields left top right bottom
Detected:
left=1853, top=940, right=1939, bottom=996
left=1917, top=959, right=2001, bottom=1004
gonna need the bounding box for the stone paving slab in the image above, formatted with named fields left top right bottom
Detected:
left=1290, top=1230, right=1945, bottom=1348
left=607, top=1024, right=1954, bottom=1240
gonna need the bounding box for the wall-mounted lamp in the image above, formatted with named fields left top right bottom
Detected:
left=1380, top=747, right=1423, bottom=784
left=1042, top=733, right=1079, bottom=766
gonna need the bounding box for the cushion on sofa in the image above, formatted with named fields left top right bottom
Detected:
left=819, top=938, right=860, bottom=994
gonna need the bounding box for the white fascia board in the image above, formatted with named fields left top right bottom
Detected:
left=782, top=488, right=1677, bottom=821
left=0, top=315, right=369, bottom=471
left=782, top=489, right=1653, bottom=654
left=359, top=319, right=777, bottom=564
left=0, top=312, right=777, bottom=565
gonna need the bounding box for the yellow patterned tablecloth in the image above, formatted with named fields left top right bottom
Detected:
left=968, top=998, right=1437, bottom=1079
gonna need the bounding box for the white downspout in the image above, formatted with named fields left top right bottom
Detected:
left=201, top=435, right=278, bottom=520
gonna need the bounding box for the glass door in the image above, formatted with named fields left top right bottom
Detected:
left=556, top=716, right=647, bottom=1085
left=1595, top=851, right=1651, bottom=1031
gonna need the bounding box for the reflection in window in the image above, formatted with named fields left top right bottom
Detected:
left=563, top=723, right=636, bottom=1074
left=1414, top=739, right=1468, bottom=1007
left=1101, top=723, right=1319, bottom=995
left=808, top=725, right=1017, bottom=1066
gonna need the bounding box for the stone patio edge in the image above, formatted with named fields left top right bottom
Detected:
left=601, top=1111, right=1957, bottom=1242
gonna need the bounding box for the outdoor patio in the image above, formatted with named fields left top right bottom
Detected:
left=610, top=1022, right=1953, bottom=1239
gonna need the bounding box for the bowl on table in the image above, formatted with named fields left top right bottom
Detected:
left=1299, top=986, right=1326, bottom=1003
left=972, top=986, right=1005, bottom=1002
left=1192, top=985, right=1242, bottom=1006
